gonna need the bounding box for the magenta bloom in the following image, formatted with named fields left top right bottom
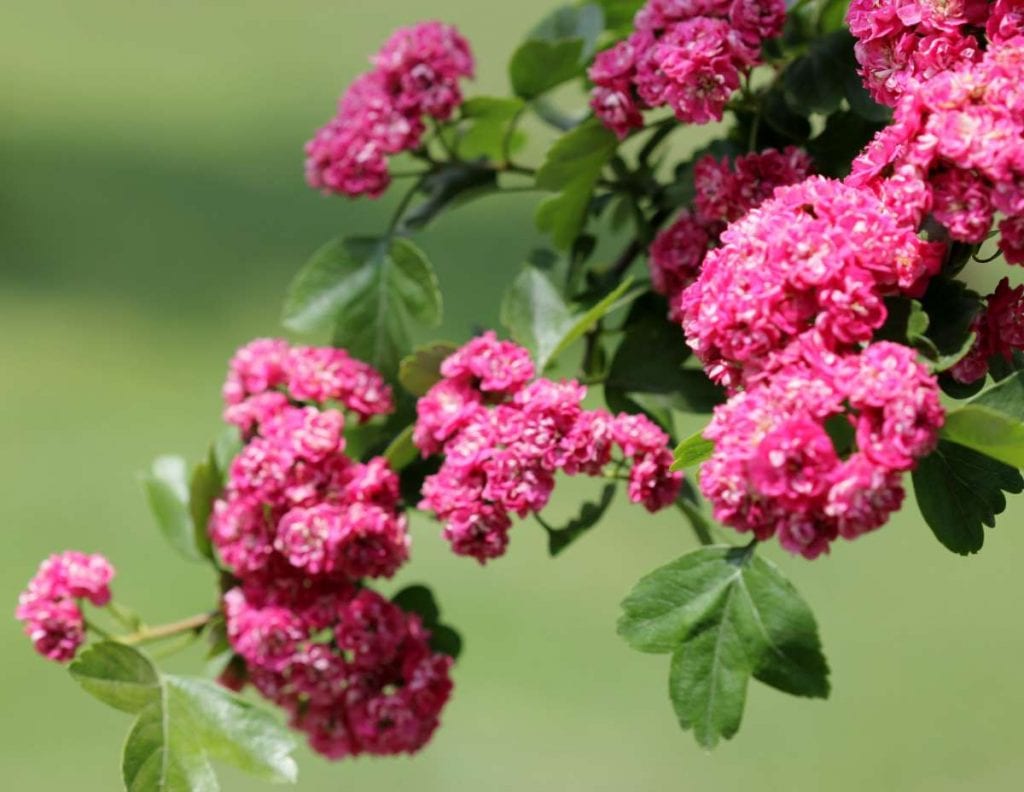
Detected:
left=415, top=335, right=682, bottom=562
left=589, top=0, right=784, bottom=135
left=951, top=277, right=1024, bottom=384
left=224, top=584, right=453, bottom=760
left=16, top=551, right=115, bottom=663
left=701, top=341, right=943, bottom=558
left=680, top=176, right=935, bottom=390
left=306, top=21, right=475, bottom=198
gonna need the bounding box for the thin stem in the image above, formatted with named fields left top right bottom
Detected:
left=501, top=107, right=526, bottom=166
left=387, top=177, right=426, bottom=234
left=973, top=249, right=1003, bottom=264
left=118, top=612, right=215, bottom=646
left=430, top=118, right=460, bottom=161
left=106, top=601, right=141, bottom=631
left=390, top=169, right=432, bottom=179
left=85, top=618, right=114, bottom=640
left=676, top=500, right=715, bottom=547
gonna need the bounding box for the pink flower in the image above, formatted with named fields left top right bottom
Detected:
left=699, top=341, right=942, bottom=557
left=649, top=212, right=712, bottom=303
left=413, top=378, right=485, bottom=456
left=951, top=277, right=1024, bottom=383
left=306, top=21, right=475, bottom=198
left=15, top=550, right=116, bottom=662
left=591, top=0, right=779, bottom=135
left=681, top=177, right=930, bottom=389
left=439, top=331, right=535, bottom=394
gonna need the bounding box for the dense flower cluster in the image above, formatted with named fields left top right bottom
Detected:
left=679, top=176, right=941, bottom=389
left=849, top=37, right=1024, bottom=259
left=215, top=339, right=452, bottom=758
left=305, top=22, right=474, bottom=197
left=589, top=0, right=786, bottom=137
left=702, top=340, right=944, bottom=557
left=15, top=552, right=114, bottom=662
left=847, top=0, right=989, bottom=106
left=952, top=277, right=1024, bottom=383
left=414, top=332, right=682, bottom=562
left=225, top=583, right=452, bottom=758
left=649, top=147, right=813, bottom=312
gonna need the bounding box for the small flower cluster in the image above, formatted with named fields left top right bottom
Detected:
left=305, top=21, right=474, bottom=197
left=847, top=0, right=990, bottom=107
left=849, top=37, right=1024, bottom=261
left=649, top=147, right=813, bottom=313
left=15, top=552, right=114, bottom=662
left=679, top=176, right=941, bottom=389
left=702, top=340, right=944, bottom=557
left=952, top=277, right=1024, bottom=384
left=215, top=339, right=453, bottom=758
left=224, top=582, right=452, bottom=759
left=414, top=332, right=682, bottom=562
left=589, top=0, right=786, bottom=137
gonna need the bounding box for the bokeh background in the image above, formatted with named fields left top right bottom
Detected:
left=3, top=1, right=1024, bottom=790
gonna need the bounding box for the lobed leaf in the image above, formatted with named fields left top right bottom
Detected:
left=72, top=643, right=298, bottom=790
left=913, top=439, right=1024, bottom=555
left=542, top=483, right=616, bottom=556
left=619, top=547, right=829, bottom=748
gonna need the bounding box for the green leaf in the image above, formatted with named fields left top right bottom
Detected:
left=212, top=428, right=242, bottom=474
left=392, top=584, right=463, bottom=660
left=509, top=39, right=585, bottom=99
left=941, top=371, right=1024, bottom=467
left=459, top=97, right=525, bottom=161
left=782, top=31, right=850, bottom=115
left=541, top=483, right=616, bottom=556
left=403, top=164, right=498, bottom=230
left=189, top=451, right=221, bottom=563
left=398, top=342, right=458, bottom=397
left=606, top=306, right=724, bottom=414
left=534, top=120, right=619, bottom=249
left=672, top=431, right=715, bottom=471
left=124, top=677, right=298, bottom=791
left=69, top=642, right=160, bottom=714
left=528, top=3, right=604, bottom=57
left=597, top=0, right=644, bottom=30
left=541, top=277, right=640, bottom=370
left=913, top=439, right=1024, bottom=555
left=619, top=547, right=829, bottom=748
left=282, top=236, right=442, bottom=381
left=500, top=265, right=572, bottom=365
left=143, top=456, right=204, bottom=563
left=72, top=643, right=298, bottom=790
left=383, top=424, right=418, bottom=471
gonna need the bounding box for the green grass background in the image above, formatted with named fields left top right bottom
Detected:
left=2, top=1, right=1023, bottom=789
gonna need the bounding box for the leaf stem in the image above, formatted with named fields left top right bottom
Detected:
left=387, top=177, right=426, bottom=234
left=676, top=500, right=715, bottom=547
left=118, top=612, right=216, bottom=646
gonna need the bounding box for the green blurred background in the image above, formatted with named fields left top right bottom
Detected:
left=3, top=1, right=1023, bottom=789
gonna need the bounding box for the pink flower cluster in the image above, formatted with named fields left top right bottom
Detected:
left=952, top=277, right=1024, bottom=383
left=589, top=0, right=786, bottom=136
left=649, top=147, right=813, bottom=312
left=215, top=339, right=453, bottom=758
left=305, top=22, right=474, bottom=197
left=847, top=0, right=990, bottom=107
left=224, top=583, right=452, bottom=759
left=680, top=176, right=941, bottom=389
left=702, top=340, right=944, bottom=557
left=413, top=332, right=682, bottom=562
left=849, top=38, right=1024, bottom=260
left=15, top=552, right=114, bottom=663
left=678, top=175, right=946, bottom=553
